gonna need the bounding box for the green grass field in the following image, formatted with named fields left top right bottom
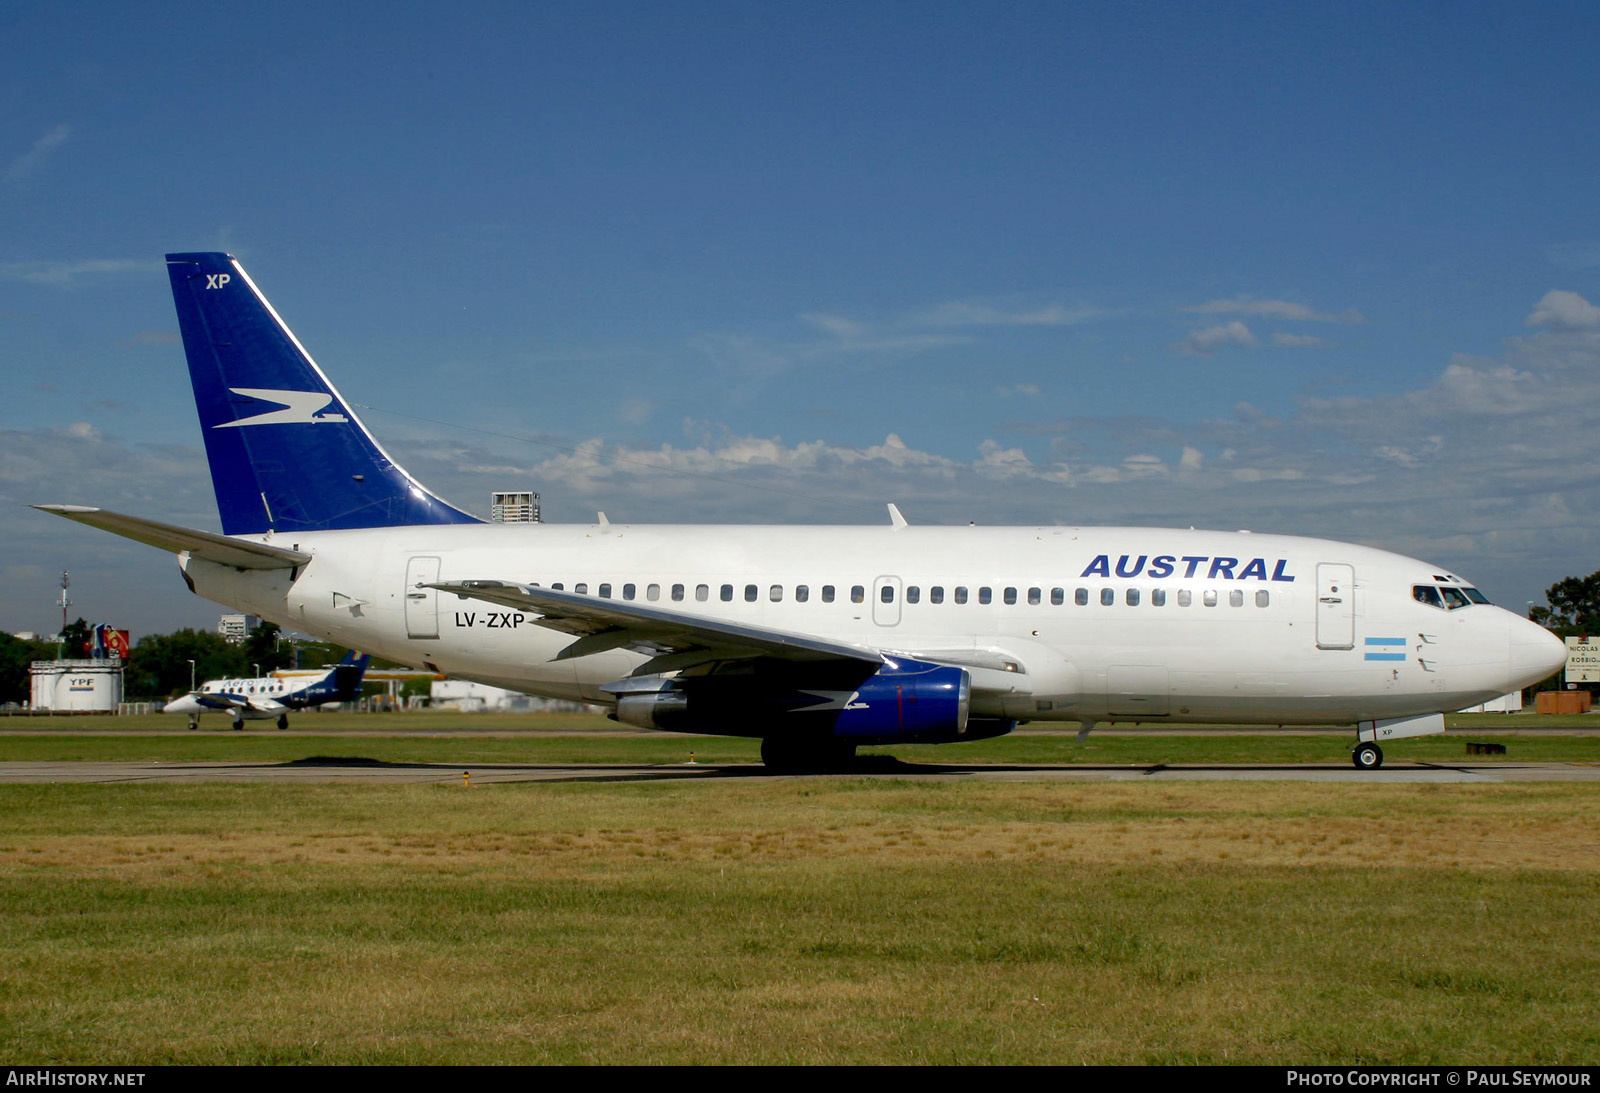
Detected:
left=1, top=709, right=1597, bottom=766
left=2, top=714, right=1597, bottom=1064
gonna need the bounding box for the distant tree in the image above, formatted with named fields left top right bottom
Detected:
left=1532, top=570, right=1600, bottom=637
left=0, top=633, right=59, bottom=706
left=243, top=621, right=292, bottom=674
left=122, top=629, right=246, bottom=701
left=58, top=617, right=92, bottom=658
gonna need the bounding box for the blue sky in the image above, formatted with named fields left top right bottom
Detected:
left=4, top=1, right=1599, bottom=635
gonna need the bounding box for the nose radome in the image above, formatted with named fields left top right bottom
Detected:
left=1509, top=616, right=1568, bottom=684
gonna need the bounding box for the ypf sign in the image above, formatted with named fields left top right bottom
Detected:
left=1565, top=637, right=1600, bottom=684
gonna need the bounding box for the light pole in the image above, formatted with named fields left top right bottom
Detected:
left=187, top=659, right=195, bottom=692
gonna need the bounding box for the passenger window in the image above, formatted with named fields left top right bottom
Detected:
left=1229, top=589, right=1243, bottom=607
left=1027, top=587, right=1041, bottom=605
left=930, top=586, right=944, bottom=604
left=1177, top=589, right=1192, bottom=607
left=851, top=585, right=865, bottom=604
left=720, top=584, right=733, bottom=602
left=955, top=586, right=968, bottom=604
left=599, top=583, right=612, bottom=598
left=1100, top=588, right=1114, bottom=606
left=796, top=585, right=809, bottom=603
left=1255, top=589, right=1270, bottom=607
left=1127, top=589, right=1140, bottom=606
left=1413, top=585, right=1443, bottom=609
left=880, top=585, right=896, bottom=603
left=906, top=586, right=920, bottom=604
left=1075, top=588, right=1088, bottom=606
left=1203, top=590, right=1218, bottom=607
left=1003, top=587, right=1017, bottom=605
left=822, top=585, right=835, bottom=603
left=575, top=582, right=588, bottom=594
left=622, top=583, right=636, bottom=600
left=646, top=583, right=660, bottom=602
left=695, top=584, right=709, bottom=602
left=1051, top=587, right=1064, bottom=606
left=1151, top=589, right=1166, bottom=607
left=552, top=582, right=564, bottom=591
left=979, top=587, right=993, bottom=605
left=745, top=584, right=758, bottom=602
left=770, top=584, right=783, bottom=602
left=672, top=584, right=685, bottom=601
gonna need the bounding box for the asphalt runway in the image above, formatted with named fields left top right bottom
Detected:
left=2, top=758, right=1597, bottom=784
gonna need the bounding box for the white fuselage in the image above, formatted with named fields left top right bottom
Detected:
left=177, top=521, right=1565, bottom=728
left=168, top=675, right=315, bottom=716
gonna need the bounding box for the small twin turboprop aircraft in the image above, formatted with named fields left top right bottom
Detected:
left=36, top=252, right=1568, bottom=770
left=164, top=650, right=370, bottom=731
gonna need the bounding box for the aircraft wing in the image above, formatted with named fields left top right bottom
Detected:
left=429, top=581, right=883, bottom=673
left=191, top=692, right=249, bottom=711
left=189, top=691, right=287, bottom=713
left=32, top=506, right=310, bottom=570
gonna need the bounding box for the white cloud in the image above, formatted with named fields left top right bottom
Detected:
left=1525, top=290, right=1600, bottom=329
left=1171, top=320, right=1258, bottom=356
left=1545, top=242, right=1600, bottom=270
left=0, top=259, right=152, bottom=286
left=618, top=397, right=654, bottom=425
left=697, top=294, right=1105, bottom=375
left=4, top=124, right=70, bottom=185
left=1183, top=298, right=1365, bottom=324
left=912, top=301, right=1106, bottom=328
left=1270, top=332, right=1330, bottom=348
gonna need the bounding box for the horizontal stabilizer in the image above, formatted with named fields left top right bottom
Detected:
left=32, top=505, right=310, bottom=570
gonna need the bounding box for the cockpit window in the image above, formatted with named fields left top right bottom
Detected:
left=1439, top=587, right=1470, bottom=610
left=1413, top=585, right=1443, bottom=609
left=1463, top=587, right=1490, bottom=604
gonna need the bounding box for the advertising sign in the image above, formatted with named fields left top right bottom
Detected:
left=1565, top=637, right=1600, bottom=684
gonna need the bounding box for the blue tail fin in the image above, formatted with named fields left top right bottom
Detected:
left=306, top=651, right=371, bottom=704
left=165, top=253, right=481, bottom=535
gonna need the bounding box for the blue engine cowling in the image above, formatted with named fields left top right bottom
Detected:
left=606, top=657, right=979, bottom=744
left=828, top=658, right=970, bottom=742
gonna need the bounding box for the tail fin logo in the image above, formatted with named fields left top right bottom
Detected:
left=214, top=388, right=350, bottom=429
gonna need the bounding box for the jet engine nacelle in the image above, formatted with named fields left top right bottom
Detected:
left=608, top=657, right=984, bottom=744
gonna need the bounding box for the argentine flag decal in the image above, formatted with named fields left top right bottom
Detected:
left=1363, top=637, right=1408, bottom=662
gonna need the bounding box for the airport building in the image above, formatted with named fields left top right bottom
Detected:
left=490, top=491, right=540, bottom=523
left=217, top=613, right=260, bottom=643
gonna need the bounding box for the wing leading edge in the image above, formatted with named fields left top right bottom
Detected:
left=428, top=581, right=883, bottom=674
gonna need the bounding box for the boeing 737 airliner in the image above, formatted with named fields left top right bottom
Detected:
left=36, top=253, right=1568, bottom=770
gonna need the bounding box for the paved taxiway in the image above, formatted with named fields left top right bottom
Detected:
left=2, top=759, right=1597, bottom=784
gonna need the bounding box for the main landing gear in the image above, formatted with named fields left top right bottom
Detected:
left=231, top=714, right=245, bottom=732
left=1352, top=741, right=1384, bottom=770
left=277, top=714, right=289, bottom=731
